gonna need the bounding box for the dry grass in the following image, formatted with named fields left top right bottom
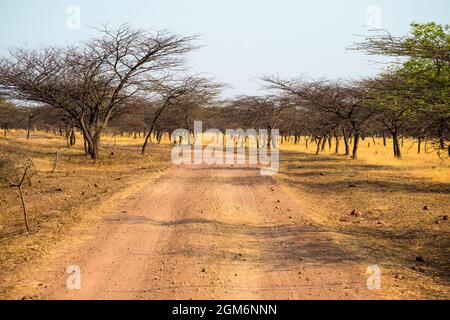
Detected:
left=1, top=131, right=449, bottom=299
left=281, top=137, right=450, bottom=183
left=278, top=138, right=450, bottom=299
left=0, top=130, right=172, bottom=297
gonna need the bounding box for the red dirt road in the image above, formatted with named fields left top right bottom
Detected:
left=21, top=164, right=387, bottom=299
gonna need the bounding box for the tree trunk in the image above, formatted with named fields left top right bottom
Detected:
left=321, top=136, right=326, bottom=151
left=70, top=127, right=76, bottom=146
left=52, top=148, right=61, bottom=172
left=83, top=136, right=87, bottom=155
left=91, top=134, right=100, bottom=161
left=342, top=127, right=349, bottom=156
left=267, top=128, right=272, bottom=150
left=351, top=125, right=360, bottom=160
left=82, top=131, right=100, bottom=161
left=334, top=134, right=340, bottom=154
left=17, top=186, right=29, bottom=231
left=65, top=128, right=71, bottom=148
left=439, top=120, right=446, bottom=150
left=315, top=137, right=322, bottom=155
left=392, top=132, right=401, bottom=158
left=86, top=140, right=96, bottom=160
left=142, top=127, right=154, bottom=155
left=142, top=103, right=170, bottom=155
left=256, top=133, right=260, bottom=149
left=417, top=137, right=422, bottom=154
left=157, top=131, right=163, bottom=144
left=439, top=136, right=446, bottom=150
left=26, top=116, right=32, bottom=140
left=77, top=117, right=101, bottom=161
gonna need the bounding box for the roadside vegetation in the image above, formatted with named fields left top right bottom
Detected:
left=0, top=22, right=448, bottom=298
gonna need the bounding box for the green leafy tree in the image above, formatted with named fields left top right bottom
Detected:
left=357, top=22, right=450, bottom=156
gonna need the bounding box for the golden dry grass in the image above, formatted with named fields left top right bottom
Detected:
left=0, top=130, right=172, bottom=297
left=281, top=138, right=450, bottom=183
left=277, top=138, right=450, bottom=299
left=0, top=131, right=449, bottom=299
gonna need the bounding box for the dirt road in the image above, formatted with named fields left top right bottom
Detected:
left=22, top=163, right=387, bottom=300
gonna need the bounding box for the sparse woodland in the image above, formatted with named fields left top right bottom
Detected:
left=0, top=21, right=449, bottom=300
left=0, top=22, right=448, bottom=162
left=0, top=22, right=448, bottom=234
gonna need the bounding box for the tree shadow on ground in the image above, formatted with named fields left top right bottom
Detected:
left=334, top=224, right=450, bottom=280
left=105, top=214, right=364, bottom=273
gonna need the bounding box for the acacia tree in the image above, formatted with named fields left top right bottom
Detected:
left=0, top=24, right=197, bottom=161
left=262, top=76, right=374, bottom=159
left=0, top=99, right=24, bottom=137
left=355, top=22, right=450, bottom=156
left=141, top=76, right=221, bottom=154
left=400, top=60, right=450, bottom=155
left=354, top=22, right=450, bottom=66
left=233, top=96, right=272, bottom=148
left=364, top=72, right=417, bottom=158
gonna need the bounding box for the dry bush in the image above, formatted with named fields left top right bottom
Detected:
left=0, top=154, right=36, bottom=230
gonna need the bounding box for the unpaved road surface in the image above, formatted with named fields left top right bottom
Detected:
left=22, top=164, right=387, bottom=299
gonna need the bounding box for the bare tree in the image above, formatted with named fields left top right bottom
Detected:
left=0, top=156, right=36, bottom=231
left=262, top=76, right=375, bottom=159
left=232, top=95, right=293, bottom=149
left=141, top=75, right=221, bottom=154
left=0, top=24, right=198, bottom=161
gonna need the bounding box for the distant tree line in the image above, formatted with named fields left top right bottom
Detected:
left=0, top=22, right=449, bottom=160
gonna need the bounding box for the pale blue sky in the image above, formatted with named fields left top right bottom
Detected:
left=0, top=0, right=449, bottom=96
